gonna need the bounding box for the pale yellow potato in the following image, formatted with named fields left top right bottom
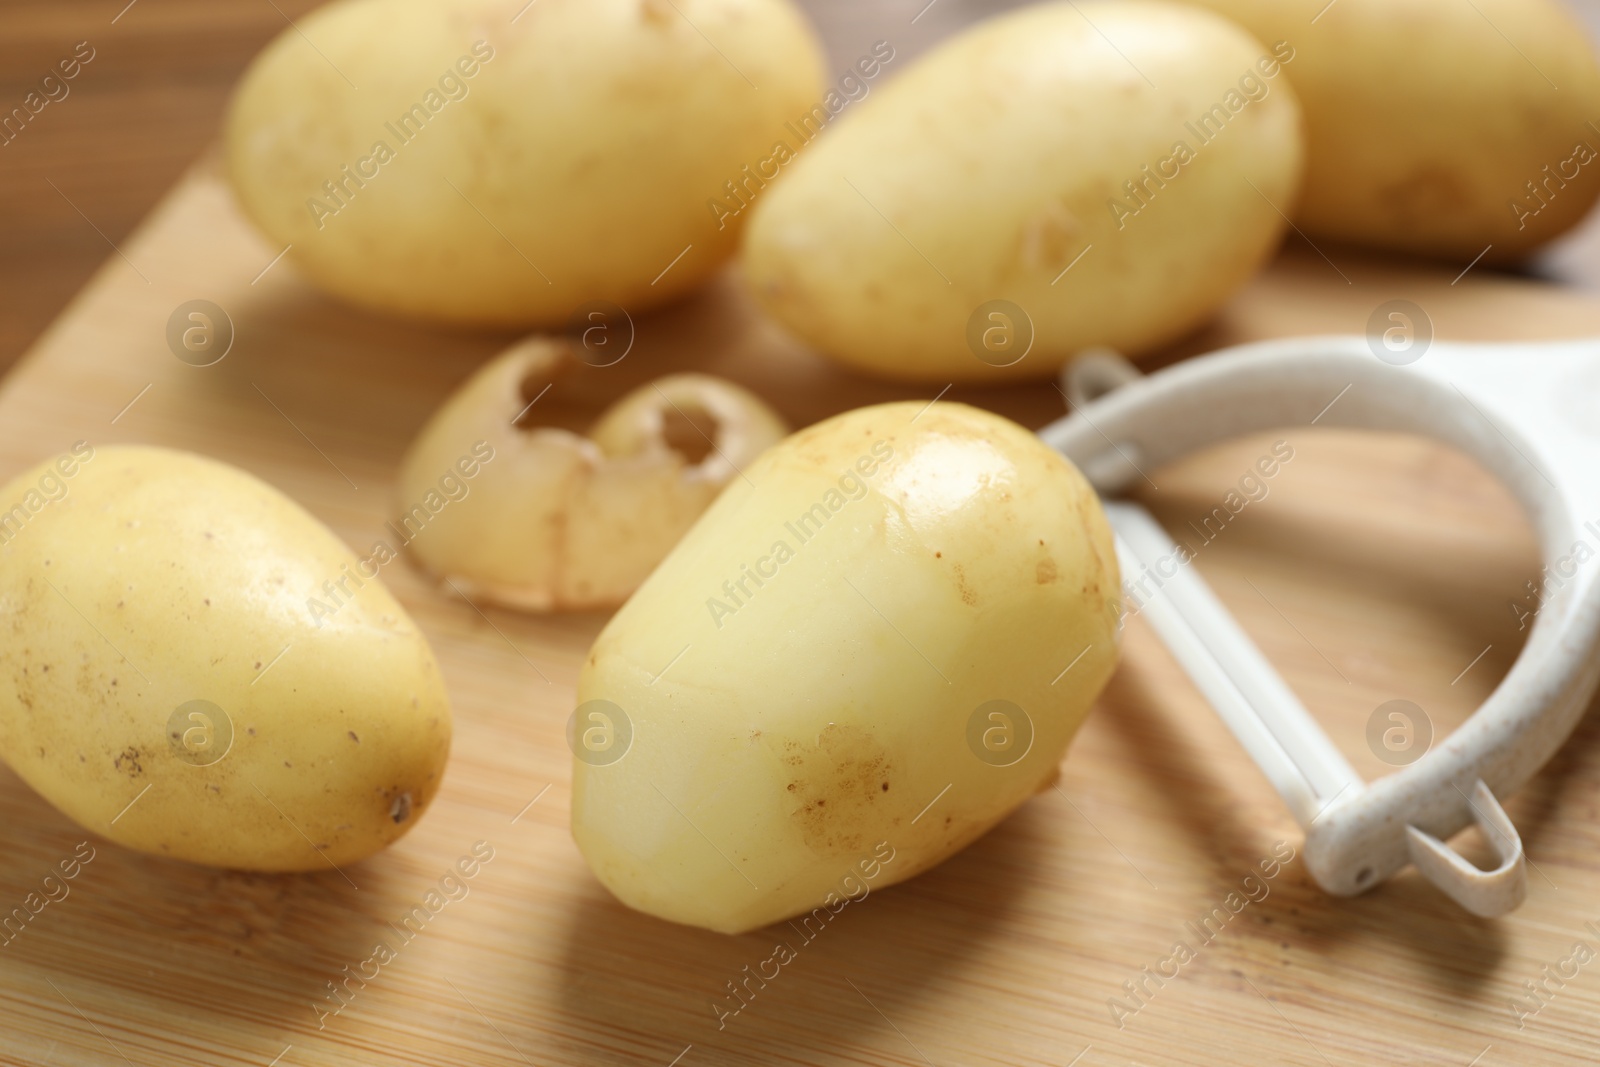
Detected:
left=396, top=337, right=787, bottom=611
left=742, top=0, right=1303, bottom=383
left=226, top=0, right=825, bottom=325
left=1189, top=0, right=1600, bottom=261
left=0, top=446, right=451, bottom=869
left=572, top=402, right=1121, bottom=933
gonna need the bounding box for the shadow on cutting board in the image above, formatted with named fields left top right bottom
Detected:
left=549, top=818, right=1044, bottom=1067
left=0, top=766, right=404, bottom=1041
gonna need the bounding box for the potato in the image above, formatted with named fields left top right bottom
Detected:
left=226, top=0, right=824, bottom=325
left=1188, top=0, right=1600, bottom=261
left=742, top=0, right=1303, bottom=383
left=0, top=445, right=451, bottom=869
left=571, top=402, right=1120, bottom=933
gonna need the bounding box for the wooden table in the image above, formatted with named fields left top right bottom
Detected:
left=6, top=4, right=1600, bottom=1066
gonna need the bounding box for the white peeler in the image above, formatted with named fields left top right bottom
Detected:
left=1038, top=336, right=1600, bottom=918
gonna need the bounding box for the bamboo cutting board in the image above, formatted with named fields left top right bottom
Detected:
left=3, top=151, right=1600, bottom=1067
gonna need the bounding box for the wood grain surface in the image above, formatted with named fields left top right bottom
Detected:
left=2, top=144, right=1600, bottom=1067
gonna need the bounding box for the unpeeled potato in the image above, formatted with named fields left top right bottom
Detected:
left=1189, top=0, right=1600, bottom=260
left=226, top=0, right=825, bottom=325
left=743, top=0, right=1304, bottom=382
left=0, top=446, right=451, bottom=869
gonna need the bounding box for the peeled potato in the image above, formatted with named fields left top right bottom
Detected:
left=0, top=446, right=451, bottom=869
left=1189, top=0, right=1600, bottom=260
left=226, top=0, right=825, bottom=325
left=743, top=0, right=1303, bottom=382
left=571, top=402, right=1121, bottom=933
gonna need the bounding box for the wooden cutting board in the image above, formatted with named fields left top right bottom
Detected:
left=3, top=150, right=1600, bottom=1067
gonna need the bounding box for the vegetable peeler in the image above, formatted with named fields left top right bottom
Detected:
left=1038, top=336, right=1600, bottom=918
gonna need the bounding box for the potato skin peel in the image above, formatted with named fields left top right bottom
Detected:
left=572, top=402, right=1121, bottom=933
left=396, top=338, right=788, bottom=611
left=0, top=447, right=451, bottom=869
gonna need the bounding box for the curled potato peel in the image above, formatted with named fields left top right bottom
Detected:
left=396, top=338, right=788, bottom=611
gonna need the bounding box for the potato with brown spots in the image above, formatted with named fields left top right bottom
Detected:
left=0, top=446, right=451, bottom=869
left=1188, top=0, right=1600, bottom=261
left=571, top=402, right=1120, bottom=932
left=742, top=0, right=1303, bottom=382
left=225, top=0, right=825, bottom=325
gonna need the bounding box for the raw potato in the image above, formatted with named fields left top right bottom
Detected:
left=742, top=0, right=1303, bottom=383
left=226, top=0, right=825, bottom=325
left=0, top=446, right=451, bottom=869
left=397, top=338, right=787, bottom=611
left=1189, top=0, right=1600, bottom=260
left=572, top=402, right=1121, bottom=933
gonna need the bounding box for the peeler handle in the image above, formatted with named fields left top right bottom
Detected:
left=1042, top=337, right=1600, bottom=917
left=1406, top=780, right=1527, bottom=918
